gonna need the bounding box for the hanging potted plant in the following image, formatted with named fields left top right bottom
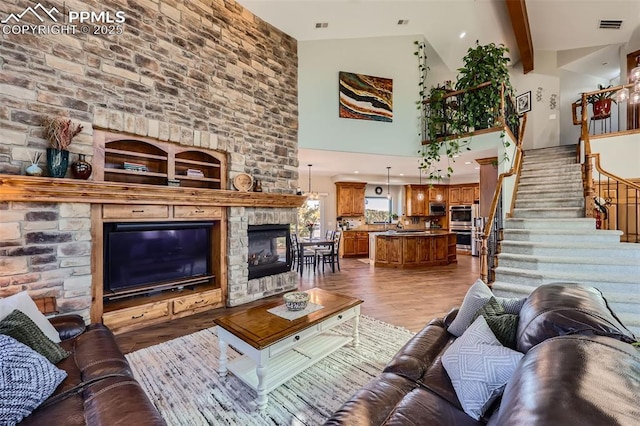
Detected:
left=455, top=41, right=514, bottom=130
left=42, top=116, right=83, bottom=178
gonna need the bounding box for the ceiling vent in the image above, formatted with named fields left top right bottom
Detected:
left=315, top=22, right=328, bottom=29
left=599, top=20, right=622, bottom=29
left=397, top=19, right=409, bottom=25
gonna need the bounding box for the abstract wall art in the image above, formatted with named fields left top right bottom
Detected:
left=339, top=71, right=393, bottom=122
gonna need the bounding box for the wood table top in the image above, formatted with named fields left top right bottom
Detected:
left=214, top=288, right=363, bottom=349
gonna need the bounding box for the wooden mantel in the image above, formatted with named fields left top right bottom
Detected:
left=0, top=174, right=306, bottom=208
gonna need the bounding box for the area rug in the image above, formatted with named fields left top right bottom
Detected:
left=126, top=316, right=414, bottom=426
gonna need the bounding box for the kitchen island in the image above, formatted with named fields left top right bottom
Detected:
left=370, top=230, right=457, bottom=268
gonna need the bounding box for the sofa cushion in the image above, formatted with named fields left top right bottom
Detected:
left=494, top=335, right=640, bottom=425
left=0, top=309, right=70, bottom=364
left=472, top=297, right=519, bottom=350
left=323, top=372, right=481, bottom=426
left=447, top=280, right=526, bottom=337
left=0, top=291, right=61, bottom=343
left=0, top=335, right=67, bottom=425
left=442, top=317, right=524, bottom=421
left=516, top=283, right=636, bottom=353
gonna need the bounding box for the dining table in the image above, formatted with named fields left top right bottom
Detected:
left=297, top=238, right=336, bottom=274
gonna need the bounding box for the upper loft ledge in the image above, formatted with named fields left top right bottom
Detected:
left=0, top=174, right=305, bottom=208
left=421, top=125, right=515, bottom=145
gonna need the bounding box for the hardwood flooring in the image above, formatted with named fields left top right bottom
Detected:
left=115, top=254, right=480, bottom=354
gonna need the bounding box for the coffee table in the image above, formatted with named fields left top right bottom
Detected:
left=214, top=288, right=363, bottom=410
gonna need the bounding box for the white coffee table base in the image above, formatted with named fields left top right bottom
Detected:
left=217, top=306, right=360, bottom=410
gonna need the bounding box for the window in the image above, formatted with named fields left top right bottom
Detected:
left=365, top=197, right=391, bottom=223
left=296, top=199, right=321, bottom=238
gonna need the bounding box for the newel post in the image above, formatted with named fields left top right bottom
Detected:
left=480, top=235, right=489, bottom=283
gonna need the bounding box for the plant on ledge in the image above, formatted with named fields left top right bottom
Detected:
left=42, top=116, right=83, bottom=178
left=455, top=41, right=514, bottom=130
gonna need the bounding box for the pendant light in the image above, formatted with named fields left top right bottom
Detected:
left=417, top=167, right=425, bottom=201
left=386, top=166, right=391, bottom=200
left=307, top=164, right=318, bottom=199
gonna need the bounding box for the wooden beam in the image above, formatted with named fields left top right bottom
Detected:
left=506, top=0, right=534, bottom=74
left=0, top=174, right=306, bottom=208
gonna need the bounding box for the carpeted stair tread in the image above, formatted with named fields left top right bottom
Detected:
left=494, top=266, right=640, bottom=284
left=515, top=198, right=584, bottom=208
left=498, top=252, right=640, bottom=267
left=500, top=240, right=640, bottom=258
left=504, top=218, right=599, bottom=229
left=512, top=207, right=583, bottom=218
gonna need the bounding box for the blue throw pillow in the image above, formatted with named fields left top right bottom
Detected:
left=0, top=335, right=67, bottom=425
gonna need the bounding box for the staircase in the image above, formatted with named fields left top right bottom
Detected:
left=491, top=144, right=640, bottom=337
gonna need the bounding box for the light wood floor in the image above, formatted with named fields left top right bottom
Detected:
left=115, top=254, right=480, bottom=353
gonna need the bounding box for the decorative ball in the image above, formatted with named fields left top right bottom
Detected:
left=283, top=291, right=310, bottom=311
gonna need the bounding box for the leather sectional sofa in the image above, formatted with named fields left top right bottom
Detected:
left=19, top=314, right=166, bottom=425
left=325, top=283, right=639, bottom=425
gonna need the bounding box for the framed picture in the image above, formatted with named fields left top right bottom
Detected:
left=516, top=91, right=532, bottom=115
left=339, top=71, right=393, bottom=122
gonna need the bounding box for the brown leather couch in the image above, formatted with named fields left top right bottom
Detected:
left=20, top=315, right=166, bottom=425
left=325, top=283, right=639, bottom=425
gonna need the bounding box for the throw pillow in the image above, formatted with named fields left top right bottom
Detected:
left=447, top=279, right=526, bottom=337
left=0, top=335, right=67, bottom=425
left=0, top=291, right=61, bottom=343
left=472, top=297, right=519, bottom=350
left=442, top=316, right=524, bottom=421
left=0, top=310, right=70, bottom=364
left=447, top=279, right=494, bottom=337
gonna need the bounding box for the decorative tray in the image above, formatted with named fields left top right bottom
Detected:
left=233, top=173, right=254, bottom=192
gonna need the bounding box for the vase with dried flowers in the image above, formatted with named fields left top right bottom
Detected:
left=42, top=116, right=83, bottom=178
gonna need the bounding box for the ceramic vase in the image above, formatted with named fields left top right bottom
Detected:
left=46, top=148, right=69, bottom=178
left=25, top=163, right=43, bottom=177
left=71, top=153, right=92, bottom=180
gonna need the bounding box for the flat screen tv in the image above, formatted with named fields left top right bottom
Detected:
left=103, top=221, right=213, bottom=298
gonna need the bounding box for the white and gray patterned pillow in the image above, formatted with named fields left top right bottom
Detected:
left=447, top=279, right=526, bottom=336
left=442, top=316, right=524, bottom=421
left=0, top=335, right=67, bottom=425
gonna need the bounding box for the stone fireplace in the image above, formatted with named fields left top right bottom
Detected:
left=0, top=0, right=300, bottom=325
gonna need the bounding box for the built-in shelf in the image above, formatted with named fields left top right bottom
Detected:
left=105, top=168, right=169, bottom=178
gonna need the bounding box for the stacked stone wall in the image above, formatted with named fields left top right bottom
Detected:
left=0, top=0, right=299, bottom=317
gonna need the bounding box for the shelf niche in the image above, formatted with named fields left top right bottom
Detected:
left=94, top=130, right=227, bottom=190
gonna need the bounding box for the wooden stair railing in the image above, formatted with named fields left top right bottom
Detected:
left=579, top=89, right=640, bottom=242
left=480, top=114, right=527, bottom=283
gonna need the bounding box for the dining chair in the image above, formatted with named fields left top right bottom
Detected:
left=316, top=231, right=341, bottom=273
left=292, top=233, right=316, bottom=273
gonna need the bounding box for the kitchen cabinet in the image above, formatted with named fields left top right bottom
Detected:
left=449, top=187, right=461, bottom=205
left=405, top=184, right=447, bottom=216
left=336, top=182, right=366, bottom=217
left=341, top=231, right=369, bottom=257
left=374, top=232, right=456, bottom=268
left=429, top=186, right=446, bottom=202
left=405, top=185, right=427, bottom=216
left=449, top=184, right=479, bottom=206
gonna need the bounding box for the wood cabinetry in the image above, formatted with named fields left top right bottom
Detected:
left=336, top=182, right=366, bottom=217
left=94, top=130, right=227, bottom=190
left=341, top=231, right=369, bottom=257
left=374, top=232, right=456, bottom=268
left=448, top=184, right=479, bottom=205
left=405, top=185, right=447, bottom=216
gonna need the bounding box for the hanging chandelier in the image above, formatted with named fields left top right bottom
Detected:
left=417, top=167, right=425, bottom=201
left=306, top=164, right=319, bottom=200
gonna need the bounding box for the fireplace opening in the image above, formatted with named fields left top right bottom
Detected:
left=103, top=221, right=214, bottom=300
left=248, top=224, right=291, bottom=280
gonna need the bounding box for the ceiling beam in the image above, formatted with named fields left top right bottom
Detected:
left=506, top=0, right=534, bottom=74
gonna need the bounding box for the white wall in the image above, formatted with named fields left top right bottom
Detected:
left=298, top=35, right=455, bottom=157
left=510, top=51, right=561, bottom=150
left=590, top=134, right=640, bottom=179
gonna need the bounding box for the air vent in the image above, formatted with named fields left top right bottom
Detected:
left=397, top=19, right=409, bottom=25
left=599, top=20, right=622, bottom=29
left=315, top=22, right=328, bottom=29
